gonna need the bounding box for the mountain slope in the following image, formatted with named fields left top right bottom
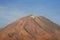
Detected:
left=0, top=15, right=60, bottom=40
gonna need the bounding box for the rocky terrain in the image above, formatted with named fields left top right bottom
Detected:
left=0, top=15, right=60, bottom=40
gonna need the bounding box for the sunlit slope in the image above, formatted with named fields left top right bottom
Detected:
left=0, top=15, right=60, bottom=40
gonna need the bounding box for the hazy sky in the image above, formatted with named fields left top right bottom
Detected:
left=0, top=0, right=60, bottom=27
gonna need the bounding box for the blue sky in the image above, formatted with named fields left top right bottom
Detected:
left=0, top=0, right=60, bottom=28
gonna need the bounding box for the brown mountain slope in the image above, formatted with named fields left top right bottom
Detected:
left=0, top=15, right=60, bottom=40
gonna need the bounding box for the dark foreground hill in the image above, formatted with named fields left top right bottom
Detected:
left=0, top=15, right=60, bottom=40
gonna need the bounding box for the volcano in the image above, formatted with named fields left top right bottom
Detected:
left=0, top=15, right=60, bottom=40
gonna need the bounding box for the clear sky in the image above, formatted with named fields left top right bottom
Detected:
left=0, top=0, right=60, bottom=28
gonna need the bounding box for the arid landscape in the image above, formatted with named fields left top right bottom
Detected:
left=0, top=15, right=60, bottom=40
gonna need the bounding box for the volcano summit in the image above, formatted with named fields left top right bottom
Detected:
left=0, top=15, right=60, bottom=40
